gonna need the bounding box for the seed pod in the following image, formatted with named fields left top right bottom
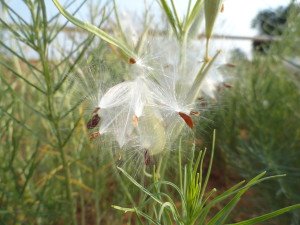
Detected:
left=204, top=0, right=223, bottom=40
left=138, top=108, right=166, bottom=156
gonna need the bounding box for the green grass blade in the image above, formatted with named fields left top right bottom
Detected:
left=188, top=50, right=221, bottom=101
left=117, top=166, right=163, bottom=205
left=159, top=180, right=187, bottom=213
left=184, top=0, right=203, bottom=32
left=170, top=0, right=182, bottom=32
left=52, top=0, right=136, bottom=60
left=159, top=0, right=179, bottom=38
left=112, top=205, right=160, bottom=225
left=0, top=39, right=42, bottom=73
left=200, top=130, right=216, bottom=202
left=206, top=173, right=286, bottom=224
left=227, top=204, right=300, bottom=225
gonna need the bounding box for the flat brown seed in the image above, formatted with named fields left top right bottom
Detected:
left=190, top=111, right=200, bottom=116
left=225, top=63, right=236, bottom=68
left=87, top=114, right=101, bottom=129
left=132, top=115, right=139, bottom=127
left=92, top=107, right=100, bottom=114
left=144, top=150, right=151, bottom=166
left=89, top=132, right=100, bottom=141
left=223, top=83, right=233, bottom=88
left=178, top=112, right=194, bottom=129
left=129, top=57, right=136, bottom=64
left=220, top=4, right=224, bottom=13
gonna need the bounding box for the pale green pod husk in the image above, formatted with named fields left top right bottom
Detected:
left=138, top=108, right=166, bottom=156
left=204, top=0, right=223, bottom=40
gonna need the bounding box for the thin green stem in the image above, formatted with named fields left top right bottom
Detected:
left=33, top=3, right=78, bottom=222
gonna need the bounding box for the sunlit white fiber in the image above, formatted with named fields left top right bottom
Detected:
left=200, top=67, right=225, bottom=99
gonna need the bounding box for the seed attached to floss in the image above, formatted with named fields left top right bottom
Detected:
left=129, top=57, right=136, bottom=64
left=144, top=149, right=151, bottom=166
left=225, top=63, right=236, bottom=68
left=178, top=112, right=194, bottom=129
left=87, top=114, right=101, bottom=129
left=190, top=111, right=201, bottom=116
left=220, top=3, right=224, bottom=13
left=132, top=115, right=139, bottom=127
left=87, top=107, right=101, bottom=129
left=92, top=107, right=100, bottom=114
left=223, top=83, right=233, bottom=89
left=198, top=97, right=208, bottom=108
left=89, top=131, right=101, bottom=141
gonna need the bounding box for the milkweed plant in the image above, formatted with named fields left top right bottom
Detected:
left=51, top=0, right=300, bottom=224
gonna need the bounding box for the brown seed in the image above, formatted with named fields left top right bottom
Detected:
left=223, top=83, right=233, bottom=88
left=225, top=63, right=236, bottom=68
left=92, top=107, right=100, bottom=114
left=178, top=112, right=194, bottom=129
left=89, top=132, right=100, bottom=141
left=197, top=97, right=208, bottom=108
left=220, top=4, right=224, bottom=13
left=132, top=115, right=139, bottom=127
left=144, top=149, right=151, bottom=166
left=129, top=57, right=136, bottom=64
left=87, top=114, right=101, bottom=129
left=190, top=111, right=200, bottom=116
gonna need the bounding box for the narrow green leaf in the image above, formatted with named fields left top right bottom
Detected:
left=49, top=0, right=88, bottom=42
left=170, top=0, right=182, bottom=32
left=112, top=205, right=160, bottom=225
left=113, top=0, right=129, bottom=45
left=117, top=166, right=163, bottom=205
left=227, top=204, right=300, bottom=225
left=200, top=130, right=216, bottom=202
left=158, top=202, right=178, bottom=223
left=184, top=0, right=204, bottom=33
left=159, top=0, right=179, bottom=38
left=207, top=172, right=269, bottom=225
left=159, top=180, right=187, bottom=213
left=0, top=39, right=42, bottom=73
left=52, top=0, right=136, bottom=60
left=61, top=117, right=82, bottom=147
left=188, top=50, right=221, bottom=101
left=54, top=35, right=95, bottom=93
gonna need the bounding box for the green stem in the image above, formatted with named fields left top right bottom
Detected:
left=94, top=168, right=101, bottom=225
left=179, top=32, right=188, bottom=73
left=34, top=3, right=78, bottom=222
